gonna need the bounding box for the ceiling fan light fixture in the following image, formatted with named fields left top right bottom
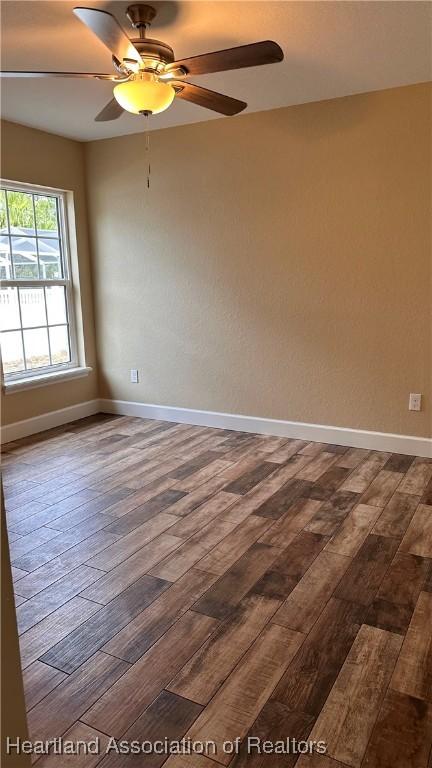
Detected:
left=113, top=71, right=175, bottom=114
left=4, top=6, right=284, bottom=122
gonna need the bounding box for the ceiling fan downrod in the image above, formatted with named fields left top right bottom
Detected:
left=126, top=4, right=157, bottom=38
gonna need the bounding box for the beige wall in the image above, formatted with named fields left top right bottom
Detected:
left=1, top=85, right=431, bottom=438
left=1, top=120, right=98, bottom=425
left=85, top=83, right=431, bottom=438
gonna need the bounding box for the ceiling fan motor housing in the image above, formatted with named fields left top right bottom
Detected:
left=133, top=38, right=175, bottom=65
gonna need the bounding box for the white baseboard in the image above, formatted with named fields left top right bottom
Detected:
left=2, top=397, right=430, bottom=457
left=100, top=399, right=432, bottom=458
left=1, top=399, right=100, bottom=444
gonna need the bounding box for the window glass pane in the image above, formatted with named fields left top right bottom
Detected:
left=6, top=190, right=35, bottom=233
left=0, top=330, right=25, bottom=373
left=49, top=325, right=70, bottom=365
left=35, top=195, right=59, bottom=235
left=0, top=288, right=20, bottom=331
left=23, top=327, right=50, bottom=369
left=0, top=235, right=13, bottom=279
left=0, top=190, right=7, bottom=230
left=19, top=288, right=47, bottom=328
left=14, top=263, right=39, bottom=279
left=38, top=236, right=62, bottom=279
left=1, top=185, right=73, bottom=378
left=10, top=234, right=39, bottom=279
left=45, top=286, right=67, bottom=325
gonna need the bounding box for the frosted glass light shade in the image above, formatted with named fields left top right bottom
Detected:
left=114, top=72, right=175, bottom=115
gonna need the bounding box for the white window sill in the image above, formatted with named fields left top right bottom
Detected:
left=3, top=366, right=92, bottom=394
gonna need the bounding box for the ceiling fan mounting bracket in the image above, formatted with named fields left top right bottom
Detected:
left=112, top=55, right=133, bottom=77
left=126, top=4, right=157, bottom=30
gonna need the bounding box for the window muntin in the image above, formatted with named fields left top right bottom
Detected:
left=0, top=182, right=77, bottom=379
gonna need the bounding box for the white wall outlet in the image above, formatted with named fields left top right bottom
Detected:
left=130, top=369, right=139, bottom=384
left=409, top=393, right=422, bottom=411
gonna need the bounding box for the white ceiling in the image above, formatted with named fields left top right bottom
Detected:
left=1, top=1, right=431, bottom=141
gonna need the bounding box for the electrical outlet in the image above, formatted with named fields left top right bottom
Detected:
left=409, top=393, right=421, bottom=411
left=130, top=369, right=139, bottom=384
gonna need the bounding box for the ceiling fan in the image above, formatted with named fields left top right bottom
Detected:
left=0, top=4, right=284, bottom=121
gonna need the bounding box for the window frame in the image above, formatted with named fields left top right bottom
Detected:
left=1, top=179, right=79, bottom=382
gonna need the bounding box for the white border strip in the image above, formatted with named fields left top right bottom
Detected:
left=1, top=399, right=100, bottom=444
left=100, top=398, right=432, bottom=458
left=2, top=397, right=430, bottom=457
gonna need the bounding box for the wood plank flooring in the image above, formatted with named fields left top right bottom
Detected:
left=2, top=414, right=432, bottom=767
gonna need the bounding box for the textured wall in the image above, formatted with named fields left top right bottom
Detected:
left=85, top=83, right=431, bottom=438
left=1, top=484, right=30, bottom=766
left=1, top=120, right=98, bottom=425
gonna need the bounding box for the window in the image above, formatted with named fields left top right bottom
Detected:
left=0, top=181, right=78, bottom=382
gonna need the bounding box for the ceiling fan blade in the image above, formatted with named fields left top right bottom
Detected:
left=73, top=7, right=141, bottom=66
left=167, top=41, right=283, bottom=76
left=95, top=98, right=124, bottom=122
left=173, top=81, right=246, bottom=116
left=0, top=70, right=122, bottom=80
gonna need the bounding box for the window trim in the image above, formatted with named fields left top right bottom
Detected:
left=3, top=365, right=92, bottom=394
left=1, top=179, right=79, bottom=382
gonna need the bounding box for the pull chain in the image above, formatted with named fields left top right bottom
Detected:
left=145, top=112, right=151, bottom=190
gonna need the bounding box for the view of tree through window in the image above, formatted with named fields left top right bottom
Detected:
left=0, top=183, right=76, bottom=377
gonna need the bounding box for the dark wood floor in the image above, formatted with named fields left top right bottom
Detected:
left=2, top=414, right=432, bottom=767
